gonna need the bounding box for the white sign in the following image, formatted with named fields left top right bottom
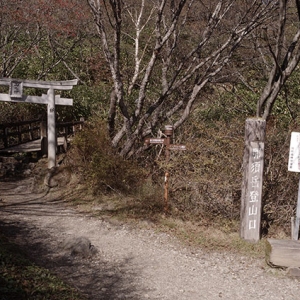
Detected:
left=149, top=138, right=165, bottom=144
left=10, top=81, right=23, bottom=98
left=288, top=132, right=300, bottom=172
left=169, top=144, right=186, bottom=151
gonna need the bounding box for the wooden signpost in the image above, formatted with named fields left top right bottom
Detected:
left=145, top=125, right=186, bottom=212
left=288, top=132, right=300, bottom=240
left=0, top=78, right=77, bottom=169
left=240, top=118, right=266, bottom=242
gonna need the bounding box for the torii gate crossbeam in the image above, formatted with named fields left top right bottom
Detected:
left=0, top=78, right=78, bottom=169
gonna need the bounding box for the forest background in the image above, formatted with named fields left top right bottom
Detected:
left=1, top=0, right=300, bottom=240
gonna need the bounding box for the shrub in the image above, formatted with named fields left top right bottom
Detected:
left=157, top=86, right=299, bottom=237
left=67, top=118, right=145, bottom=194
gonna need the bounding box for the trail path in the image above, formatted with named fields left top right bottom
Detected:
left=0, top=176, right=299, bottom=300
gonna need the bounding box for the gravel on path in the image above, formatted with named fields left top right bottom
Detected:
left=0, top=176, right=299, bottom=300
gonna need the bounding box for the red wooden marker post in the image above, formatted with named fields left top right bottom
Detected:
left=164, top=125, right=173, bottom=213
left=145, top=125, right=186, bottom=213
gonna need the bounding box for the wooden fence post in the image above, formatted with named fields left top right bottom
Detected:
left=240, top=118, right=266, bottom=242
left=287, top=132, right=300, bottom=240
left=79, top=117, right=84, bottom=130
left=293, top=178, right=300, bottom=240
left=4, top=127, right=8, bottom=148
left=39, top=119, right=47, bottom=155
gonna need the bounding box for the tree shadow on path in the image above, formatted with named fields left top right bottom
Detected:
left=0, top=176, right=151, bottom=300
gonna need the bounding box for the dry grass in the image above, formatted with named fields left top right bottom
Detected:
left=59, top=180, right=268, bottom=259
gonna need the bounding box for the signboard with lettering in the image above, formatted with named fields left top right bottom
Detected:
left=246, top=142, right=264, bottom=236
left=10, top=81, right=23, bottom=98
left=169, top=144, right=186, bottom=151
left=146, top=138, right=165, bottom=144
left=240, top=118, right=266, bottom=242
left=241, top=140, right=264, bottom=242
left=288, top=132, right=300, bottom=172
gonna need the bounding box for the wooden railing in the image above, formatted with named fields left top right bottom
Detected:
left=0, top=117, right=84, bottom=150
left=56, top=117, right=85, bottom=140
left=0, top=118, right=42, bottom=149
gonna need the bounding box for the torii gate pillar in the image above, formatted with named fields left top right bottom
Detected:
left=0, top=78, right=78, bottom=169
left=47, top=88, right=56, bottom=169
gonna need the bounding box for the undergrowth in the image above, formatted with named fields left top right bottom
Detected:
left=67, top=184, right=266, bottom=259
left=66, top=118, right=146, bottom=195
left=64, top=85, right=300, bottom=243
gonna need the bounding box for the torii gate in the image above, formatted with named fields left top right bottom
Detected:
left=0, top=78, right=78, bottom=169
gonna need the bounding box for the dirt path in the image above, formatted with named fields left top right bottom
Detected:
left=0, top=176, right=300, bottom=300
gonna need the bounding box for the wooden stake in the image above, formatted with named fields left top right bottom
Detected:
left=240, top=118, right=266, bottom=242
left=164, top=171, right=169, bottom=213
left=292, top=176, right=300, bottom=240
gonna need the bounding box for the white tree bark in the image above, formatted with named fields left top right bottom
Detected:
left=87, top=0, right=278, bottom=157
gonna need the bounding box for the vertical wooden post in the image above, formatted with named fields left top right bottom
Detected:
left=29, top=121, right=33, bottom=140
left=40, top=119, right=47, bottom=155
left=292, top=176, right=300, bottom=240
left=288, top=132, right=300, bottom=240
left=164, top=172, right=170, bottom=213
left=18, top=125, right=22, bottom=144
left=47, top=88, right=56, bottom=169
left=240, top=118, right=266, bottom=242
left=79, top=117, right=84, bottom=130
left=4, top=127, right=8, bottom=148
left=164, top=125, right=173, bottom=213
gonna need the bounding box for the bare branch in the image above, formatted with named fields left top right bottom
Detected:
left=257, top=0, right=300, bottom=119
left=88, top=0, right=280, bottom=157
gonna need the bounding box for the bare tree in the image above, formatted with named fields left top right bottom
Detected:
left=87, top=0, right=278, bottom=157
left=256, top=0, right=300, bottom=120
left=0, top=0, right=90, bottom=80
left=0, top=0, right=42, bottom=77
